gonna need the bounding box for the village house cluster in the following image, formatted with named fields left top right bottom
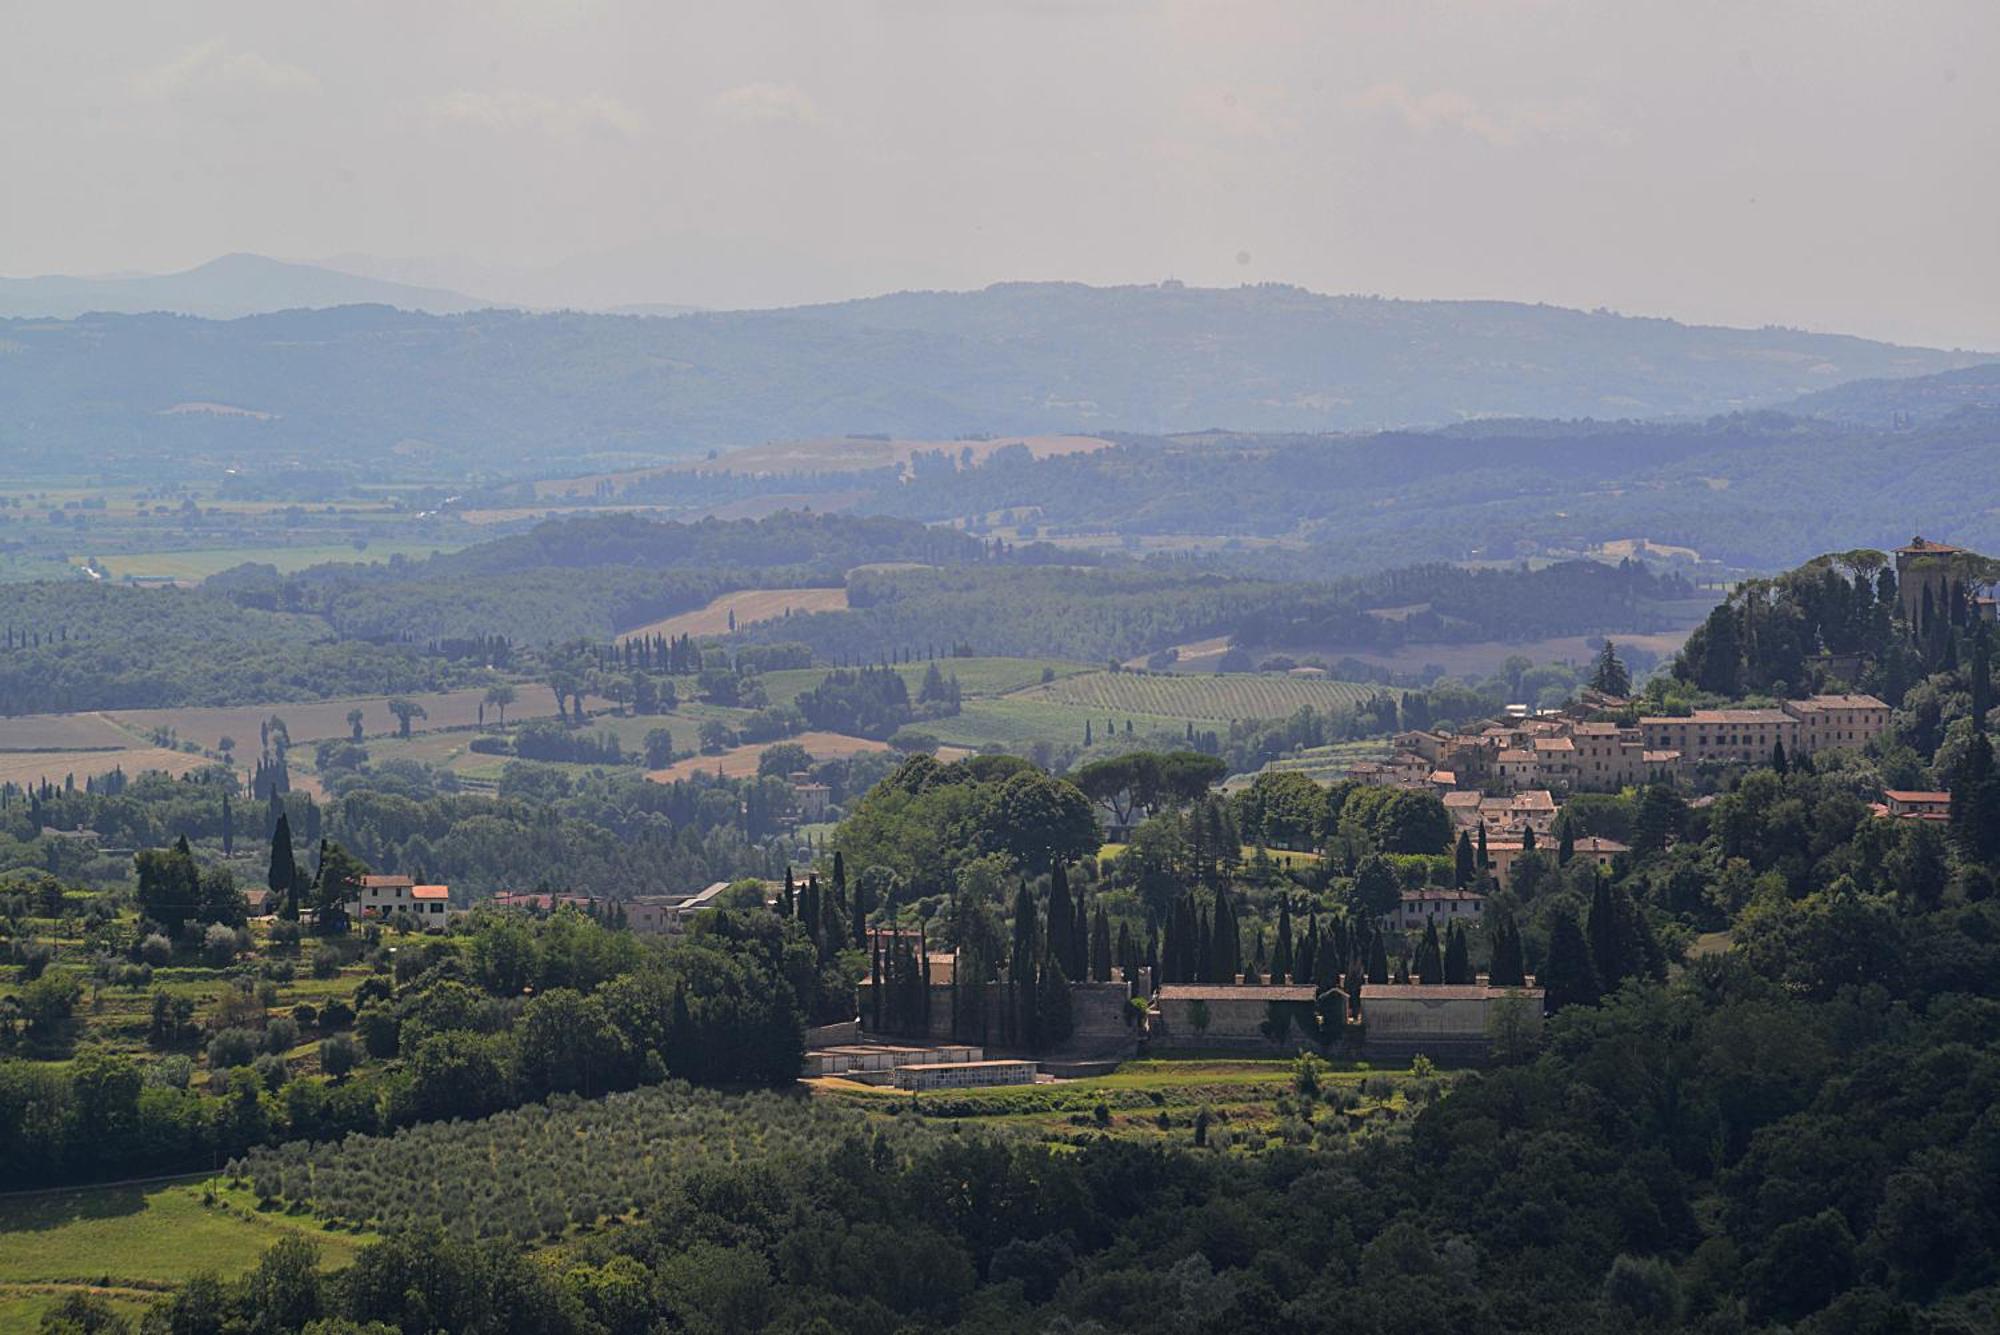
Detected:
left=1373, top=691, right=1890, bottom=798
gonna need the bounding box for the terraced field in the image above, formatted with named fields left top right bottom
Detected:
left=1007, top=671, right=1396, bottom=721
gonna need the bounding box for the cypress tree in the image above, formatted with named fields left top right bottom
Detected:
left=1296, top=913, right=1318, bottom=985
left=1367, top=931, right=1389, bottom=985
left=1544, top=909, right=1602, bottom=1011
left=1195, top=905, right=1214, bottom=984
left=1271, top=897, right=1293, bottom=983
left=1313, top=926, right=1341, bottom=995
left=1443, top=921, right=1471, bottom=984
left=269, top=811, right=298, bottom=921
left=1557, top=818, right=1575, bottom=867
left=1771, top=740, right=1789, bottom=775
left=1488, top=907, right=1526, bottom=986
left=221, top=790, right=234, bottom=858
left=1073, top=893, right=1088, bottom=982
left=1090, top=905, right=1112, bottom=983
left=1477, top=823, right=1490, bottom=871
left=1454, top=831, right=1475, bottom=886
left=1417, top=919, right=1443, bottom=983
left=1587, top=873, right=1629, bottom=990
left=1211, top=886, right=1240, bottom=983
left=782, top=867, right=796, bottom=918
left=1521, top=824, right=1537, bottom=854
left=1972, top=622, right=1992, bottom=734
left=1046, top=863, right=1075, bottom=979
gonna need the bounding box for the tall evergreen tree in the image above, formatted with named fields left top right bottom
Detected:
left=1046, top=863, right=1076, bottom=980
left=1367, top=930, right=1389, bottom=985
left=1556, top=817, right=1575, bottom=867
left=1587, top=873, right=1631, bottom=989
left=221, top=790, right=234, bottom=859
left=1488, top=907, right=1526, bottom=986
left=1589, top=640, right=1632, bottom=697
left=268, top=811, right=298, bottom=921
left=1477, top=823, right=1490, bottom=872
left=1443, top=921, right=1471, bottom=984
left=1271, top=897, right=1294, bottom=982
left=1090, top=905, right=1112, bottom=984
left=1454, top=831, right=1476, bottom=886
left=1416, top=919, right=1444, bottom=983
left=1972, top=621, right=1993, bottom=734
left=1543, top=909, right=1601, bottom=1011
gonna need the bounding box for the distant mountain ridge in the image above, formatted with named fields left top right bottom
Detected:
left=1787, top=360, right=2000, bottom=426
left=0, top=253, right=493, bottom=319
left=0, top=281, right=1986, bottom=480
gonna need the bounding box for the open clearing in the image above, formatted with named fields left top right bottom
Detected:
left=1008, top=670, right=1393, bottom=720
left=646, top=730, right=972, bottom=783
left=0, top=1177, right=371, bottom=1330
left=619, top=587, right=849, bottom=641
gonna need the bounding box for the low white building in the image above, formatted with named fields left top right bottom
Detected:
left=347, top=874, right=450, bottom=925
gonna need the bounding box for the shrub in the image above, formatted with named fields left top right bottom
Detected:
left=319, top=999, right=355, bottom=1030
left=253, top=1052, right=291, bottom=1091
left=1602, top=1254, right=1684, bottom=1327
left=268, top=920, right=303, bottom=953
left=292, top=1002, right=319, bottom=1031
left=17, top=940, right=51, bottom=980
left=145, top=1054, right=193, bottom=1090
left=310, top=948, right=342, bottom=980
left=263, top=1016, right=300, bottom=1054
left=203, top=922, right=239, bottom=968
left=207, top=1027, right=260, bottom=1069
left=319, top=1032, right=359, bottom=1079
left=139, top=933, right=174, bottom=966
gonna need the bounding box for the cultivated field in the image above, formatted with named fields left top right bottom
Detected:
left=95, top=686, right=569, bottom=752
left=1008, top=671, right=1394, bottom=721
left=618, top=587, right=849, bottom=641
left=0, top=745, right=211, bottom=788
left=0, top=712, right=136, bottom=751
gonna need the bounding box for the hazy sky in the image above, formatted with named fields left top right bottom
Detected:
left=5, top=1, right=1996, bottom=346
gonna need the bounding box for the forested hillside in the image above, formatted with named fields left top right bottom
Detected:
left=839, top=408, right=2000, bottom=571
left=0, top=286, right=1978, bottom=481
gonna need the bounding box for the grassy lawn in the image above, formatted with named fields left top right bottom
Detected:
left=0, top=1177, right=373, bottom=1328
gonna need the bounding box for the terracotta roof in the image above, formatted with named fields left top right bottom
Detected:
left=1498, top=749, right=1535, bottom=763
left=1896, top=536, right=1963, bottom=554
left=411, top=885, right=449, bottom=900
left=1572, top=836, right=1630, bottom=853
left=1796, top=694, right=1888, bottom=710
left=1643, top=750, right=1681, bottom=763
left=360, top=874, right=414, bottom=889
left=1442, top=791, right=1483, bottom=807
left=1882, top=790, right=1951, bottom=803
left=1400, top=888, right=1485, bottom=902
